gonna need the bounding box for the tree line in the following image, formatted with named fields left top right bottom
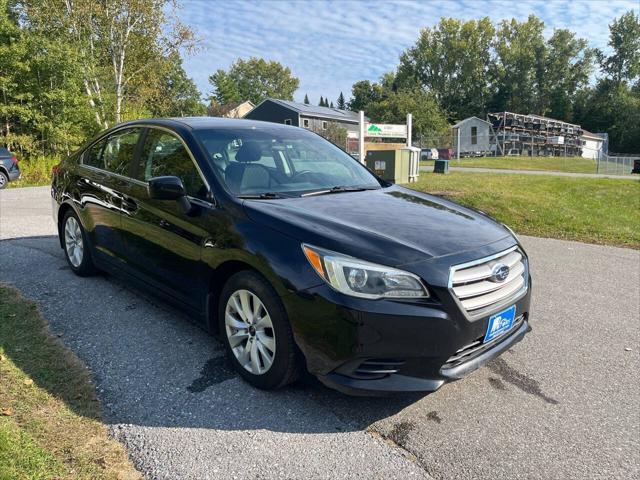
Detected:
left=2, top=2, right=639, bottom=163
left=347, top=13, right=639, bottom=152
left=207, top=12, right=638, bottom=152
left=1, top=0, right=204, bottom=158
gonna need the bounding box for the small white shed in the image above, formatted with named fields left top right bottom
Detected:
left=581, top=130, right=605, bottom=160
left=452, top=117, right=491, bottom=156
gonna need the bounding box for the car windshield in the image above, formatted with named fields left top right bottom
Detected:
left=194, top=126, right=382, bottom=197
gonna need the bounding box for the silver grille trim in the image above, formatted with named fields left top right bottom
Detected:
left=450, top=247, right=528, bottom=315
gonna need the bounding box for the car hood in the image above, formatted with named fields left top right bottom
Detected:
left=243, top=185, right=512, bottom=266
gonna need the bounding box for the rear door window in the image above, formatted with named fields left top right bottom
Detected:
left=102, top=129, right=141, bottom=176
left=83, top=139, right=107, bottom=169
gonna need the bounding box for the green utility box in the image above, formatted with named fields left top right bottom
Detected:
left=365, top=149, right=411, bottom=183
left=433, top=159, right=449, bottom=174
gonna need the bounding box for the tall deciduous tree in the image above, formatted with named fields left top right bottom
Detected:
left=348, top=74, right=449, bottom=145
left=600, top=10, right=640, bottom=85
left=397, top=17, right=495, bottom=120
left=574, top=10, right=640, bottom=152
left=538, top=29, right=595, bottom=121
left=489, top=15, right=546, bottom=114
left=348, top=80, right=386, bottom=111
left=20, top=0, right=198, bottom=126
left=146, top=53, right=205, bottom=117
left=209, top=57, right=299, bottom=105
left=1, top=0, right=94, bottom=155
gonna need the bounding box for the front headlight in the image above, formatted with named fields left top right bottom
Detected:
left=302, top=244, right=429, bottom=299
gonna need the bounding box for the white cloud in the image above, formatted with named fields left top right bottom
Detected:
left=176, top=0, right=639, bottom=103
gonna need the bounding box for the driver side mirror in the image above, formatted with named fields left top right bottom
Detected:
left=148, top=176, right=186, bottom=200
left=148, top=176, right=193, bottom=214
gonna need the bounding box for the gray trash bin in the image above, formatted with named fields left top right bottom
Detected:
left=433, top=159, right=449, bottom=174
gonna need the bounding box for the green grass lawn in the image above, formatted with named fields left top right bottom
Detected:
left=420, top=156, right=598, bottom=174
left=408, top=172, right=640, bottom=249
left=0, top=285, right=140, bottom=480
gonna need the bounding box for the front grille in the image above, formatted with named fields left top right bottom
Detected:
left=444, top=314, right=525, bottom=367
left=449, top=247, right=528, bottom=316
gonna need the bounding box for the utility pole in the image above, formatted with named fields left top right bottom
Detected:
left=406, top=113, right=412, bottom=147
left=358, top=111, right=365, bottom=164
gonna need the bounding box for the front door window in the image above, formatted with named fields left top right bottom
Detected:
left=136, top=130, right=208, bottom=200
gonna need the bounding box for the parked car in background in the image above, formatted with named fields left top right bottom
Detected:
left=437, top=148, right=454, bottom=160
left=420, top=148, right=439, bottom=160
left=0, top=147, right=21, bottom=188
left=51, top=117, right=531, bottom=395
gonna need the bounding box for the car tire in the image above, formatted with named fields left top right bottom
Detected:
left=61, top=210, right=97, bottom=277
left=0, top=171, right=8, bottom=189
left=219, top=270, right=301, bottom=390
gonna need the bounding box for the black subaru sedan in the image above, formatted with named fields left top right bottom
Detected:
left=51, top=117, right=531, bottom=395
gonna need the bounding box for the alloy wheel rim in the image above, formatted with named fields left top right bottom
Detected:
left=0, top=175, right=5, bottom=187
left=225, top=289, right=276, bottom=375
left=64, top=217, right=84, bottom=267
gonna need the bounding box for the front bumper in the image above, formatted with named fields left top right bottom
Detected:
left=284, top=278, right=532, bottom=396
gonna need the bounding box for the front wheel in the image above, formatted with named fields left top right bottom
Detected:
left=62, top=210, right=97, bottom=276
left=219, top=271, right=300, bottom=390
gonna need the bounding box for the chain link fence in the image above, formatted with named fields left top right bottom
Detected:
left=597, top=155, right=640, bottom=175
left=414, top=132, right=639, bottom=176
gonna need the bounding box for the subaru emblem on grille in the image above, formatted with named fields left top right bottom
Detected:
left=490, top=263, right=510, bottom=283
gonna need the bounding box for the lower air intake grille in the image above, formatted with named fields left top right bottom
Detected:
left=445, top=314, right=525, bottom=367
left=353, top=359, right=405, bottom=379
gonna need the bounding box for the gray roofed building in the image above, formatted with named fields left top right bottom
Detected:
left=244, top=98, right=365, bottom=134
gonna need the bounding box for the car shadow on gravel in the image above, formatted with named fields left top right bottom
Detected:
left=1, top=235, right=424, bottom=435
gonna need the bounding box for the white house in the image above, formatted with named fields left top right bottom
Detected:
left=452, top=117, right=491, bottom=156
left=581, top=130, right=606, bottom=160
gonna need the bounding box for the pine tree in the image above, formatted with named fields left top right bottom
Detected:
left=318, top=95, right=324, bottom=106
left=337, top=92, right=346, bottom=109
left=304, top=93, right=309, bottom=104
left=330, top=101, right=334, bottom=108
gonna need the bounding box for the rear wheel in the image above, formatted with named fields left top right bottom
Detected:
left=62, top=210, right=97, bottom=276
left=219, top=271, right=300, bottom=389
left=0, top=171, right=8, bottom=189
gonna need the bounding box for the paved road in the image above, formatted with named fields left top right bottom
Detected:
left=1, top=186, right=639, bottom=480
left=420, top=165, right=638, bottom=180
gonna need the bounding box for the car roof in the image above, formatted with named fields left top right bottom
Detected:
left=120, top=116, right=296, bottom=132
left=0, top=147, right=11, bottom=156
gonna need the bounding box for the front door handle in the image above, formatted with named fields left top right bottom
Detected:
left=121, top=196, right=138, bottom=215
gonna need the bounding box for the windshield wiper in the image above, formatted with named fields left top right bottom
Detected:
left=301, top=186, right=379, bottom=197
left=236, top=192, right=284, bottom=199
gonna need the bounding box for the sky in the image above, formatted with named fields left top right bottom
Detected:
left=175, top=0, right=639, bottom=105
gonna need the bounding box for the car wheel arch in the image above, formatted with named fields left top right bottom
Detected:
left=57, top=202, right=83, bottom=248
left=206, top=260, right=289, bottom=334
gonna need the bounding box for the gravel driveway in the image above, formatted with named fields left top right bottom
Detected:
left=1, top=186, right=639, bottom=479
